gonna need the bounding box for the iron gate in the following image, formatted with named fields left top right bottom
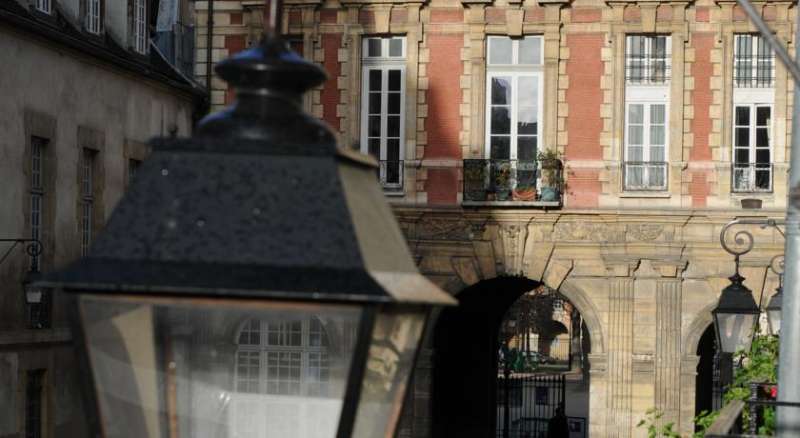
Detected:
left=496, top=374, right=565, bottom=438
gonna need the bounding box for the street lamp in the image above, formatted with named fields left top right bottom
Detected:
left=713, top=271, right=760, bottom=354
left=767, top=286, right=783, bottom=335
left=37, top=34, right=454, bottom=438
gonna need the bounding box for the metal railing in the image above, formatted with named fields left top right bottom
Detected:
left=622, top=161, right=668, bottom=191
left=496, top=374, right=565, bottom=438
left=734, top=55, right=775, bottom=88
left=704, top=382, right=800, bottom=437
left=378, top=160, right=403, bottom=192
left=625, top=58, right=671, bottom=84
left=732, top=163, right=773, bottom=193
left=462, top=159, right=563, bottom=204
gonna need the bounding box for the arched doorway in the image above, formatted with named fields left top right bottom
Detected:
left=432, top=278, right=591, bottom=438
left=695, top=324, right=729, bottom=423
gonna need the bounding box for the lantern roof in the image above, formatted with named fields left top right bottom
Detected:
left=714, top=273, right=760, bottom=315
left=37, top=35, right=455, bottom=307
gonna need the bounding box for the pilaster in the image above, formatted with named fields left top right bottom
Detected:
left=606, top=273, right=634, bottom=438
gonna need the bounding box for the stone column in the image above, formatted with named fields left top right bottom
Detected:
left=654, top=278, right=682, bottom=426
left=607, top=274, right=634, bottom=438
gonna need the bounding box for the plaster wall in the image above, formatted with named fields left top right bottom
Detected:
left=0, top=28, right=194, bottom=438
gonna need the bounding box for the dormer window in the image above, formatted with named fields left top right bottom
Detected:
left=86, top=0, right=102, bottom=35
left=35, top=0, right=51, bottom=14
left=133, top=0, right=147, bottom=54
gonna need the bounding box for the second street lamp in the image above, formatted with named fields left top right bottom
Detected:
left=713, top=271, right=760, bottom=354
left=37, top=34, right=455, bottom=438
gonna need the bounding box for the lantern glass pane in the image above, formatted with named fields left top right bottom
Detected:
left=351, top=307, right=426, bottom=437
left=715, top=312, right=757, bottom=354
left=79, top=295, right=362, bottom=438
left=767, top=308, right=781, bottom=335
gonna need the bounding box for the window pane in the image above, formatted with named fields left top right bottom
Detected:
left=628, top=104, right=644, bottom=124
left=518, top=37, right=541, bottom=64
left=489, top=38, right=513, bottom=64
left=490, top=136, right=510, bottom=159
left=628, top=126, right=643, bottom=147
left=389, top=38, right=403, bottom=57
left=388, top=93, right=400, bottom=114
left=368, top=139, right=380, bottom=157
left=491, top=77, right=511, bottom=105
left=368, top=39, right=381, bottom=57
left=736, top=148, right=750, bottom=163
left=388, top=70, right=401, bottom=92
left=369, top=93, right=381, bottom=114
left=650, top=126, right=665, bottom=147
left=518, top=137, right=537, bottom=160
left=756, top=148, right=770, bottom=164
left=369, top=70, right=381, bottom=91
left=735, top=128, right=750, bottom=148
left=649, top=146, right=665, bottom=162
left=368, top=116, right=381, bottom=137
left=518, top=108, right=538, bottom=135
left=756, top=128, right=769, bottom=148
left=491, top=107, right=511, bottom=134
left=650, top=104, right=665, bottom=124
left=627, top=145, right=643, bottom=161
left=757, top=107, right=771, bottom=126
left=387, top=115, right=400, bottom=137
left=386, top=139, right=400, bottom=161
left=736, top=106, right=750, bottom=126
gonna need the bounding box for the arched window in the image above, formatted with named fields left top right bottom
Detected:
left=235, top=317, right=331, bottom=397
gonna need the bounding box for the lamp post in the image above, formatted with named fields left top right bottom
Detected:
left=36, top=33, right=454, bottom=438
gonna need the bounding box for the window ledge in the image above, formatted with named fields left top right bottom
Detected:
left=619, top=191, right=671, bottom=198
left=383, top=189, right=405, bottom=197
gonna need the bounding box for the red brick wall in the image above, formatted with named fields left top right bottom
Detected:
left=427, top=169, right=459, bottom=204
left=690, top=172, right=710, bottom=207
left=424, top=34, right=463, bottom=204
left=430, top=9, right=463, bottom=23
left=565, top=34, right=604, bottom=208
left=321, top=34, right=342, bottom=132
left=565, top=34, right=603, bottom=160
left=524, top=7, right=545, bottom=22
left=690, top=33, right=714, bottom=161
left=224, top=35, right=248, bottom=105
left=572, top=8, right=602, bottom=23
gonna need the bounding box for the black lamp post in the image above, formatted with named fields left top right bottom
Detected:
left=37, top=34, right=454, bottom=438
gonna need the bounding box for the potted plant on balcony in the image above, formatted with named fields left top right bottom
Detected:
left=463, top=160, right=488, bottom=201
left=537, top=149, right=563, bottom=202
left=493, top=162, right=512, bottom=201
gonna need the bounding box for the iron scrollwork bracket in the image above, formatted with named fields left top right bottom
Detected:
left=0, top=239, right=43, bottom=267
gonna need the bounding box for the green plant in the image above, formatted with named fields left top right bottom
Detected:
left=536, top=149, right=564, bottom=189
left=636, top=408, right=682, bottom=438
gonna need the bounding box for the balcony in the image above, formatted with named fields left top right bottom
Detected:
left=732, top=163, right=773, bottom=193
left=462, top=159, right=563, bottom=207
left=622, top=161, right=668, bottom=191
left=378, top=160, right=404, bottom=193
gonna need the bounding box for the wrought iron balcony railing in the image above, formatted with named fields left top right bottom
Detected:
left=622, top=161, right=668, bottom=191
left=462, top=159, right=563, bottom=205
left=732, top=162, right=773, bottom=193
left=378, top=160, right=404, bottom=192
left=625, top=58, right=671, bottom=85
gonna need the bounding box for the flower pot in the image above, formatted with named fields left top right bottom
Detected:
left=540, top=187, right=560, bottom=202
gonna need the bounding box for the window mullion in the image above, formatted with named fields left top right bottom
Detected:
left=381, top=68, right=388, bottom=161
left=511, top=74, right=518, bottom=160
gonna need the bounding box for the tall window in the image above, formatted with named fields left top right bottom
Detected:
left=35, top=0, right=51, bottom=14
left=30, top=137, right=45, bottom=271
left=25, top=369, right=45, bottom=438
left=133, top=0, right=147, bottom=54
left=485, top=36, right=543, bottom=195
left=734, top=35, right=774, bottom=88
left=732, top=105, right=772, bottom=192
left=624, top=35, right=670, bottom=191
left=81, top=149, right=96, bottom=256
left=625, top=35, right=670, bottom=85
left=86, top=0, right=102, bottom=34
left=360, top=37, right=405, bottom=191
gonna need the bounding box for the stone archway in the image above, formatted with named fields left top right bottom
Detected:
left=430, top=275, right=604, bottom=437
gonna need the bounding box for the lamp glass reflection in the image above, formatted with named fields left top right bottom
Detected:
left=78, top=294, right=361, bottom=438
left=714, top=311, right=757, bottom=354
left=766, top=291, right=782, bottom=335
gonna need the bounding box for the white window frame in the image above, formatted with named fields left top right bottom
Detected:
left=732, top=103, right=773, bottom=192
left=733, top=34, right=775, bottom=89
left=35, top=0, right=51, bottom=14
left=360, top=37, right=406, bottom=192
left=623, top=101, right=669, bottom=191
left=625, top=35, right=671, bottom=85
left=484, top=36, right=544, bottom=161
left=133, top=0, right=147, bottom=54
left=86, top=0, right=102, bottom=34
